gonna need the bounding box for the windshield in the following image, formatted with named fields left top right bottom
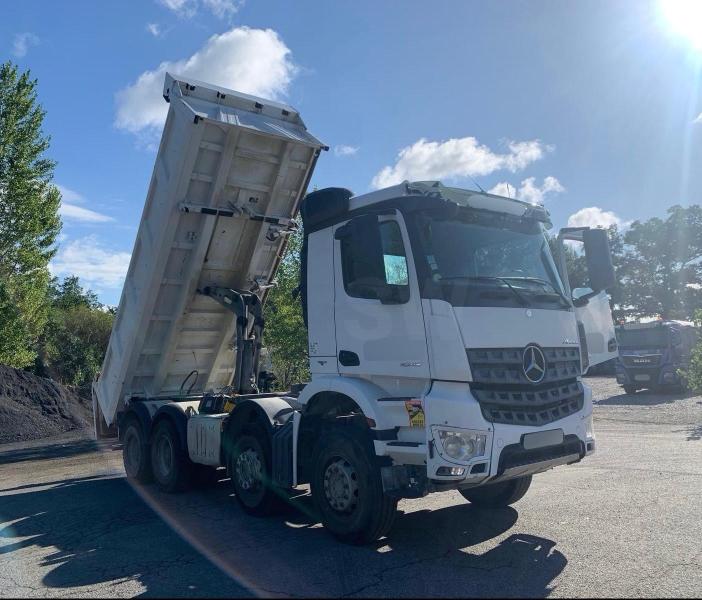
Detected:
left=617, top=327, right=670, bottom=350
left=411, top=208, right=568, bottom=309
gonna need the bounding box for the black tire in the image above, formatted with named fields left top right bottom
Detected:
left=122, top=417, right=152, bottom=483
left=229, top=424, right=280, bottom=516
left=150, top=418, right=192, bottom=493
left=623, top=385, right=637, bottom=395
left=460, top=475, right=532, bottom=508
left=310, top=424, right=397, bottom=544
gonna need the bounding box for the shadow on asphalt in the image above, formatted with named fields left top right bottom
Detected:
left=0, top=443, right=568, bottom=597
left=0, top=439, right=105, bottom=465
left=0, top=475, right=252, bottom=598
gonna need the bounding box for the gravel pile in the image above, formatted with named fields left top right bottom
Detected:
left=0, top=365, right=93, bottom=444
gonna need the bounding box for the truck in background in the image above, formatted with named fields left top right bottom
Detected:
left=615, top=320, right=700, bottom=393
left=93, top=74, right=619, bottom=544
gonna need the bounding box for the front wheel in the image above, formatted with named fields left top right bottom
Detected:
left=460, top=475, right=532, bottom=508
left=623, top=385, right=637, bottom=395
left=310, top=425, right=397, bottom=544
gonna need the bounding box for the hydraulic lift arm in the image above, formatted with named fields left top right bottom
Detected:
left=200, top=286, right=265, bottom=395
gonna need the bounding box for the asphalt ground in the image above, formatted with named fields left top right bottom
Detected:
left=0, top=377, right=700, bottom=598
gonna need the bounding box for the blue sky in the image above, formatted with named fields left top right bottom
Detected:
left=4, top=0, right=702, bottom=304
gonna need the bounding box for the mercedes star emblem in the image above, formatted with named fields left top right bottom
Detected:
left=523, top=344, right=546, bottom=383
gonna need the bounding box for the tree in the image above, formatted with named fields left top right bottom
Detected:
left=681, top=310, right=702, bottom=392
left=262, top=227, right=309, bottom=389
left=618, top=205, right=702, bottom=321
left=38, top=277, right=114, bottom=389
left=0, top=62, right=61, bottom=367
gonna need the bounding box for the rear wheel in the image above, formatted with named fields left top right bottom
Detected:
left=311, top=425, right=397, bottom=544
left=460, top=475, right=532, bottom=507
left=150, top=419, right=191, bottom=493
left=229, top=424, right=280, bottom=516
left=122, top=417, right=152, bottom=483
left=623, top=385, right=637, bottom=395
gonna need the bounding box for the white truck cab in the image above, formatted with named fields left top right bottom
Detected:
left=95, top=75, right=617, bottom=544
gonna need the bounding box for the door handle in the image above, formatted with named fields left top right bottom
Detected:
left=338, top=350, right=360, bottom=367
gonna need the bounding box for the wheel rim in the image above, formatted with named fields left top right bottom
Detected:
left=323, top=457, right=359, bottom=514
left=236, top=447, right=263, bottom=492
left=124, top=428, right=141, bottom=475
left=155, top=433, right=174, bottom=480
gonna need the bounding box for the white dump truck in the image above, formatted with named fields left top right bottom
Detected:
left=94, top=74, right=617, bottom=543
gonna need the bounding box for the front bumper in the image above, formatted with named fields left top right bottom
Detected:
left=376, top=380, right=595, bottom=497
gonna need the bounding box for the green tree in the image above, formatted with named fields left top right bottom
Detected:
left=618, top=205, right=702, bottom=321
left=262, top=227, right=309, bottom=389
left=0, top=62, right=61, bottom=367
left=681, top=310, right=702, bottom=392
left=39, top=277, right=114, bottom=389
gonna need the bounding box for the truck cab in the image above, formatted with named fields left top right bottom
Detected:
left=615, top=320, right=700, bottom=393
left=295, top=183, right=616, bottom=526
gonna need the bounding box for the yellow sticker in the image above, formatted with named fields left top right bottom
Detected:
left=404, top=399, right=425, bottom=428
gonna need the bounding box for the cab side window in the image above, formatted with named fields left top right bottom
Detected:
left=340, top=220, right=410, bottom=302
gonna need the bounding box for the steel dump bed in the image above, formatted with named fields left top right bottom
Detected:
left=94, top=73, right=325, bottom=425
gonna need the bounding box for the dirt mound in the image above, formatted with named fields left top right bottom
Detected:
left=0, top=365, right=93, bottom=444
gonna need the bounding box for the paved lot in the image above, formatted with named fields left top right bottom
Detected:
left=0, top=377, right=700, bottom=598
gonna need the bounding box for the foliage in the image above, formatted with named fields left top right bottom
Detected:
left=37, top=277, right=115, bottom=389
left=618, top=205, right=702, bottom=321
left=681, top=310, right=702, bottom=392
left=551, top=208, right=702, bottom=323
left=262, top=228, right=309, bottom=389
left=0, top=61, right=61, bottom=367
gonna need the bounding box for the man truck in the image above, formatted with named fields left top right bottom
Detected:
left=615, top=320, right=700, bottom=393
left=93, top=74, right=618, bottom=543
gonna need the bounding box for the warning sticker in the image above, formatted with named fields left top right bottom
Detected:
left=404, top=399, right=425, bottom=428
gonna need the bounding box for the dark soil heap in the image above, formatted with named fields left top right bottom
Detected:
left=0, top=365, right=93, bottom=444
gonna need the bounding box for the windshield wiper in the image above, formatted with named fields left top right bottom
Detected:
left=440, top=275, right=531, bottom=306
left=500, top=276, right=572, bottom=308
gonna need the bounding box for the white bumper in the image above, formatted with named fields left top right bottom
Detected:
left=374, top=380, right=595, bottom=488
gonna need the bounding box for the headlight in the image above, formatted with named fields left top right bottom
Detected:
left=436, top=429, right=487, bottom=461
left=583, top=414, right=594, bottom=438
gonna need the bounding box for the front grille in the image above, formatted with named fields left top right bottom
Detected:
left=498, top=434, right=584, bottom=475
left=622, top=354, right=662, bottom=368
left=468, top=346, right=583, bottom=426
left=467, top=347, right=581, bottom=385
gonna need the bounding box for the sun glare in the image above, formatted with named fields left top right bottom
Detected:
left=660, top=0, right=702, bottom=50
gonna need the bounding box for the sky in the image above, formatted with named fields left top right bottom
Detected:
left=4, top=0, right=702, bottom=305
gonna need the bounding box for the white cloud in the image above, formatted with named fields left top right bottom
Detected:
left=56, top=184, right=114, bottom=223
left=157, top=0, right=239, bottom=19
left=567, top=206, right=623, bottom=229
left=146, top=23, right=163, bottom=37
left=488, top=176, right=565, bottom=205
left=157, top=0, right=196, bottom=17
left=114, top=27, right=296, bottom=141
left=334, top=144, right=359, bottom=157
left=694, top=113, right=702, bottom=124
left=12, top=33, right=39, bottom=58
left=371, top=137, right=551, bottom=189
left=202, top=0, right=239, bottom=19
left=51, top=236, right=131, bottom=290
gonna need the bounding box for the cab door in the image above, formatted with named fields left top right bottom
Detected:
left=573, top=289, right=618, bottom=369
left=333, top=212, right=430, bottom=380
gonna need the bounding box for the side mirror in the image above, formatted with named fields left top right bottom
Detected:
left=583, top=228, right=615, bottom=292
